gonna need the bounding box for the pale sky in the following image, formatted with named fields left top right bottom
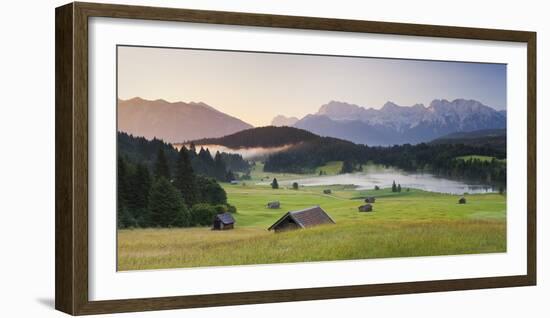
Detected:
left=117, top=45, right=506, bottom=127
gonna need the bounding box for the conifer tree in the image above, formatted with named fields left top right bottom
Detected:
left=130, top=163, right=151, bottom=210
left=173, top=146, right=198, bottom=207
left=392, top=180, right=397, bottom=192
left=340, top=159, right=354, bottom=174
left=148, top=177, right=189, bottom=227
left=195, top=176, right=227, bottom=205
left=213, top=151, right=227, bottom=181
left=271, top=178, right=279, bottom=189
left=397, top=184, right=402, bottom=192
left=154, top=147, right=170, bottom=180
left=117, top=157, right=130, bottom=209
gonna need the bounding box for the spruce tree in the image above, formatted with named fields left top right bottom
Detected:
left=148, top=177, right=189, bottom=227
left=129, top=163, right=152, bottom=225
left=117, top=157, right=130, bottom=210
left=173, top=146, right=198, bottom=207
left=213, top=151, right=227, bottom=181
left=397, top=184, right=402, bottom=192
left=392, top=180, right=397, bottom=192
left=154, top=147, right=170, bottom=180
left=340, top=160, right=354, bottom=174
left=130, top=163, right=151, bottom=209
left=188, top=142, right=197, bottom=158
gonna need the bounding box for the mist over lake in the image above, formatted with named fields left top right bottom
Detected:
left=277, top=165, right=498, bottom=195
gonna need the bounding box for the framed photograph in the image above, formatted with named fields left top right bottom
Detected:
left=55, top=2, right=537, bottom=315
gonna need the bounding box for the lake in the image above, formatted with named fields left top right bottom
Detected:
left=279, top=165, right=498, bottom=195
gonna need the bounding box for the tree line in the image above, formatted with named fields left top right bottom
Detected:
left=117, top=134, right=238, bottom=229
left=264, top=139, right=506, bottom=185
left=118, top=132, right=251, bottom=182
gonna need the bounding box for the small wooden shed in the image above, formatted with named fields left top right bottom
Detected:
left=364, top=196, right=376, bottom=203
left=323, top=189, right=332, bottom=194
left=267, top=201, right=280, bottom=209
left=458, top=197, right=467, bottom=204
left=212, top=212, right=235, bottom=230
left=268, top=206, right=335, bottom=233
left=358, top=204, right=373, bottom=212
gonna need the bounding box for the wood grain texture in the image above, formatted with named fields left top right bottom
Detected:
left=55, top=2, right=75, bottom=314
left=55, top=2, right=537, bottom=315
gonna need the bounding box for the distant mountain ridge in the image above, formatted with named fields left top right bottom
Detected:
left=118, top=97, right=253, bottom=143
left=271, top=115, right=299, bottom=127
left=292, top=99, right=506, bottom=145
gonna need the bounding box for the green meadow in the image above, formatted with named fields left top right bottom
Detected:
left=118, top=169, right=506, bottom=270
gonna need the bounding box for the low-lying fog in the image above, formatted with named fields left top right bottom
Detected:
left=274, top=165, right=499, bottom=195
left=174, top=144, right=293, bottom=159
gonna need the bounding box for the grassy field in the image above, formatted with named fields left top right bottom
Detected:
left=118, top=180, right=506, bottom=270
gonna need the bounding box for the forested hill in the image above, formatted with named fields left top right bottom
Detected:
left=118, top=132, right=250, bottom=181
left=430, top=129, right=506, bottom=153
left=192, top=126, right=321, bottom=148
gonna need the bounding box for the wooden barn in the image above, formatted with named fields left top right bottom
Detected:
left=323, top=189, right=332, bottom=194
left=458, top=197, right=467, bottom=204
left=268, top=206, right=335, bottom=233
left=212, top=212, right=235, bottom=230
left=358, top=204, right=373, bottom=212
left=364, top=196, right=376, bottom=203
left=267, top=201, right=280, bottom=209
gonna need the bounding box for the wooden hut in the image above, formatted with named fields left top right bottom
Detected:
left=212, top=212, right=235, bottom=230
left=358, top=204, right=373, bottom=212
left=323, top=189, right=332, bottom=194
left=268, top=206, right=335, bottom=233
left=267, top=201, right=280, bottom=209
left=364, top=196, right=376, bottom=203
left=458, top=197, right=467, bottom=204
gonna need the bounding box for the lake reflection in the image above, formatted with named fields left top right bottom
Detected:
left=282, top=165, right=498, bottom=195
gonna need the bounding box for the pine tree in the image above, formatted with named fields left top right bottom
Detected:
left=392, top=180, right=397, bottom=192
left=188, top=142, right=197, bottom=158
left=271, top=178, right=279, bottom=189
left=129, top=163, right=152, bottom=225
left=129, top=163, right=151, bottom=208
left=148, top=177, right=189, bottom=227
left=340, top=160, right=354, bottom=174
left=173, top=146, right=198, bottom=207
left=213, top=151, right=227, bottom=181
left=397, top=184, right=402, bottom=192
left=154, top=147, right=170, bottom=180
left=117, top=157, right=130, bottom=210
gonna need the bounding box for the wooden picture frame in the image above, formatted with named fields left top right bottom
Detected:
left=55, top=2, right=536, bottom=315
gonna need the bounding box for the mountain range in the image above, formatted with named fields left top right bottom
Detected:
left=290, top=99, right=506, bottom=145
left=118, top=97, right=506, bottom=146
left=117, top=97, right=253, bottom=143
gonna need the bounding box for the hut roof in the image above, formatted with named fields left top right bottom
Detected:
left=268, top=206, right=335, bottom=231
left=215, top=212, right=235, bottom=225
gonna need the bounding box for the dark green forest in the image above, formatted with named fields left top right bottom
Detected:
left=193, top=126, right=319, bottom=148
left=265, top=141, right=505, bottom=184
left=117, top=132, right=240, bottom=229
left=259, top=128, right=506, bottom=185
